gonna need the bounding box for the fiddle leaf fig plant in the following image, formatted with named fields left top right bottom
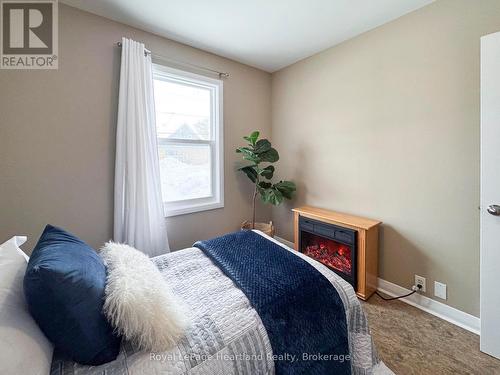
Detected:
left=237, top=131, right=296, bottom=228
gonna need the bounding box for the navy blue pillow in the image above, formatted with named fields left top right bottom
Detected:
left=24, top=225, right=121, bottom=365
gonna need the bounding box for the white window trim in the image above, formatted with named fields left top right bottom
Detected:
left=152, top=64, right=224, bottom=217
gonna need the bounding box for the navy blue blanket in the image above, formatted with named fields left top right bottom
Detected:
left=194, top=231, right=351, bottom=375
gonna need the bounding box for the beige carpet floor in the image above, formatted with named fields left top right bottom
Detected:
left=361, top=294, right=500, bottom=375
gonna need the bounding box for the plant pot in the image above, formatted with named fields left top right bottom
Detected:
left=241, top=220, right=275, bottom=237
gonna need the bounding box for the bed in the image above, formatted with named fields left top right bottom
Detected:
left=50, top=231, right=392, bottom=375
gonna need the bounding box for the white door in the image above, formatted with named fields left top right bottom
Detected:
left=480, top=31, right=500, bottom=359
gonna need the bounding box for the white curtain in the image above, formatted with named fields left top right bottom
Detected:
left=114, top=37, right=169, bottom=256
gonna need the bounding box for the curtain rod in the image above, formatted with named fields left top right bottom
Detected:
left=116, top=42, right=230, bottom=79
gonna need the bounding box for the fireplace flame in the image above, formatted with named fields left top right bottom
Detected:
left=302, top=235, right=352, bottom=274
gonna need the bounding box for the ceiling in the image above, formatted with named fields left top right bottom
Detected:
left=61, top=0, right=435, bottom=72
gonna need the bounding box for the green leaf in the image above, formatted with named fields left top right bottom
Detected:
left=261, top=188, right=284, bottom=206
left=244, top=155, right=261, bottom=163
left=271, top=189, right=284, bottom=205
left=243, top=131, right=260, bottom=146
left=236, top=147, right=260, bottom=163
left=258, top=181, right=272, bottom=189
left=259, top=189, right=271, bottom=204
left=259, top=148, right=279, bottom=163
left=254, top=139, right=272, bottom=154
left=236, top=146, right=252, bottom=153
left=260, top=165, right=275, bottom=180
left=274, top=180, right=296, bottom=200
left=239, top=166, right=258, bottom=183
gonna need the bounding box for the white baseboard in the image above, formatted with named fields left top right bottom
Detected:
left=377, top=278, right=480, bottom=335
left=275, top=236, right=294, bottom=248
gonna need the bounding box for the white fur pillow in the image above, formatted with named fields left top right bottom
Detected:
left=100, top=242, right=189, bottom=352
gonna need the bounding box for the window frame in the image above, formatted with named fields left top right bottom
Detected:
left=152, top=63, right=224, bottom=217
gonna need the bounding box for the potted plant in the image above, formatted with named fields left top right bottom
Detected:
left=236, top=131, right=296, bottom=236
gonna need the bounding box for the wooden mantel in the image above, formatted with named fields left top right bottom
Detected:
left=292, top=206, right=382, bottom=300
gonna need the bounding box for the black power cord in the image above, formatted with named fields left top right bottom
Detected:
left=375, top=284, right=422, bottom=301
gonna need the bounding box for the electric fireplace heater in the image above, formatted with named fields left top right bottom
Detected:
left=299, top=217, right=357, bottom=287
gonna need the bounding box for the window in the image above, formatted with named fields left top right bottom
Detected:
left=152, top=64, right=223, bottom=217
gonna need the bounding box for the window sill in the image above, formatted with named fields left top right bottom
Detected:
left=164, top=200, right=224, bottom=217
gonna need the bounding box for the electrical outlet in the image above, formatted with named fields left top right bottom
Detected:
left=415, top=275, right=426, bottom=292
left=434, top=281, right=447, bottom=300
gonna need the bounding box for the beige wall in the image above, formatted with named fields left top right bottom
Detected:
left=271, top=0, right=500, bottom=316
left=1, top=0, right=497, bottom=317
left=0, top=4, right=272, bottom=252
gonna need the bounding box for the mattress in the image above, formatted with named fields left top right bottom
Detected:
left=50, top=231, right=393, bottom=375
